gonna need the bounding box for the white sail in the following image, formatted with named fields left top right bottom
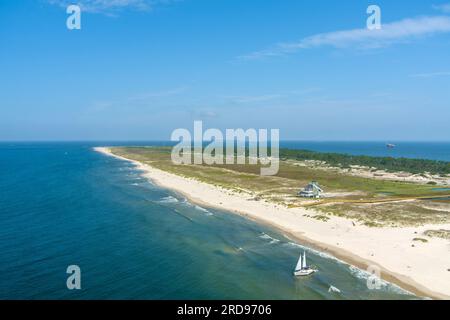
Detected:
left=295, top=254, right=303, bottom=271
left=302, top=251, right=307, bottom=269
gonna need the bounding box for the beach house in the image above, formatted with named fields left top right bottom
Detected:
left=298, top=181, right=323, bottom=198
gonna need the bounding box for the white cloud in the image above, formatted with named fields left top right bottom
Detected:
left=222, top=89, right=321, bottom=105
left=127, top=86, right=188, bottom=101
left=231, top=94, right=283, bottom=104
left=190, top=109, right=218, bottom=119
left=410, top=71, right=450, bottom=78
left=47, top=0, right=179, bottom=14
left=239, top=16, right=450, bottom=60
left=433, top=3, right=450, bottom=13
left=87, top=86, right=188, bottom=112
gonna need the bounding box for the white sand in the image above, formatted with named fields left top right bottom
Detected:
left=95, top=147, right=450, bottom=299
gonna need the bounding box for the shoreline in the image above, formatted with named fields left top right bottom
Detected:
left=95, top=147, right=450, bottom=300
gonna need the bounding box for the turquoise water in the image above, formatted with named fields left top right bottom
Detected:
left=0, top=143, right=419, bottom=299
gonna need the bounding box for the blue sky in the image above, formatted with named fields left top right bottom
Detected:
left=1, top=0, right=450, bottom=141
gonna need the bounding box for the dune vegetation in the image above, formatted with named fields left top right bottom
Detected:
left=109, top=146, right=450, bottom=227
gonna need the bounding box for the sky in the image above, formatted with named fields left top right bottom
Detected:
left=0, top=0, right=450, bottom=141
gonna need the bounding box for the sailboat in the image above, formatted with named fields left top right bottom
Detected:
left=294, top=251, right=317, bottom=276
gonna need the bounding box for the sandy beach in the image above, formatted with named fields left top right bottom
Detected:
left=95, top=147, right=450, bottom=299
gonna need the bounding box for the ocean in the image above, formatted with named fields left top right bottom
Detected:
left=2, top=141, right=445, bottom=299
left=281, top=141, right=450, bottom=162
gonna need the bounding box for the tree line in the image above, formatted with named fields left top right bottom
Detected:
left=279, top=149, right=450, bottom=175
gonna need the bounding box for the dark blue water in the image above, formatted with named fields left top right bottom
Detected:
left=28, top=141, right=447, bottom=161
left=280, top=141, right=450, bottom=162
left=0, top=143, right=419, bottom=299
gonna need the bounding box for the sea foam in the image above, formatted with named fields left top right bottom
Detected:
left=158, top=196, right=179, bottom=204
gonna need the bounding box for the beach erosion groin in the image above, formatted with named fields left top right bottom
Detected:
left=95, top=147, right=450, bottom=300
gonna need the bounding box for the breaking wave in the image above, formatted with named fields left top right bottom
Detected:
left=158, top=196, right=179, bottom=204
left=195, top=205, right=214, bottom=216
left=259, top=232, right=280, bottom=244
left=328, top=285, right=341, bottom=294
left=285, top=241, right=343, bottom=264
left=348, top=265, right=413, bottom=296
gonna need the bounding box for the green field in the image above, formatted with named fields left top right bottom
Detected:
left=110, top=146, right=450, bottom=227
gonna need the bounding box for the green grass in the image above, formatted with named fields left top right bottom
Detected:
left=424, top=229, right=450, bottom=240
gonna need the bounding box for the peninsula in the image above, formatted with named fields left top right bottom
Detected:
left=95, top=146, right=450, bottom=299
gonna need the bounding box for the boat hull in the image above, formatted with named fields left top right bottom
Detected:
left=294, top=269, right=317, bottom=277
